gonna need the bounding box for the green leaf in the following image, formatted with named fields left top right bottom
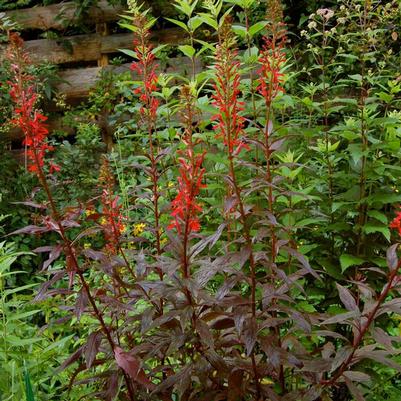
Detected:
left=197, top=13, right=218, bottom=30
left=119, top=22, right=137, bottom=32
left=367, top=210, right=388, bottom=225
left=248, top=21, right=267, bottom=37
left=348, top=74, right=362, bottom=81
left=368, top=193, right=401, bottom=206
left=339, top=254, right=365, bottom=273
left=118, top=48, right=137, bottom=59
left=7, top=310, right=41, bottom=322
left=232, top=24, right=247, bottom=39
left=165, top=18, right=189, bottom=32
left=363, top=224, right=391, bottom=242
left=152, top=44, right=168, bottom=55
left=178, top=45, right=196, bottom=58
left=188, top=15, right=203, bottom=32
left=24, top=367, right=36, bottom=401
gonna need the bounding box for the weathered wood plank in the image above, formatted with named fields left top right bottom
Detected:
left=0, top=28, right=184, bottom=65
left=56, top=56, right=203, bottom=99
left=4, top=0, right=125, bottom=30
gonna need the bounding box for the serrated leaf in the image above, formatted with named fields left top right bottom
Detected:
left=336, top=284, right=358, bottom=311
left=363, top=224, right=390, bottom=242
left=339, top=254, right=365, bottom=273
left=367, top=210, right=388, bottom=224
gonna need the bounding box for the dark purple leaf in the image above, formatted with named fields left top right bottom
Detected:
left=291, top=311, right=311, bottom=333
left=371, top=327, right=394, bottom=350
left=34, top=271, right=65, bottom=301
left=195, top=320, right=214, bottom=348
left=105, top=372, right=119, bottom=401
left=211, top=317, right=235, bottom=330
left=228, top=370, right=243, bottom=401
left=322, top=311, right=359, bottom=325
left=42, top=244, right=63, bottom=271
left=243, top=317, right=257, bottom=356
left=75, top=289, right=88, bottom=321
left=284, top=246, right=319, bottom=279
left=114, top=347, right=154, bottom=389
left=8, top=225, right=49, bottom=236
left=344, top=377, right=365, bottom=401
left=190, top=223, right=226, bottom=259
left=387, top=244, right=399, bottom=271
left=12, top=201, right=47, bottom=209
left=342, top=371, right=370, bottom=382
left=82, top=249, right=107, bottom=261
left=85, top=332, right=102, bottom=369
left=336, top=283, right=358, bottom=312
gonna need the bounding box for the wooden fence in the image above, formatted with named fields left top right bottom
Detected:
left=2, top=1, right=191, bottom=101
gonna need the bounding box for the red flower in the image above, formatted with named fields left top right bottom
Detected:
left=390, top=209, right=401, bottom=235
left=168, top=86, right=206, bottom=235
left=130, top=21, right=159, bottom=125
left=7, top=33, right=55, bottom=176
left=258, top=36, right=286, bottom=106
left=168, top=154, right=206, bottom=234
left=212, top=29, right=248, bottom=156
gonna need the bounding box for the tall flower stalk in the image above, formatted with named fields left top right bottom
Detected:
left=128, top=4, right=163, bottom=272
left=212, top=18, right=261, bottom=397
left=6, top=32, right=137, bottom=401
left=168, top=85, right=206, bottom=280
left=7, top=32, right=59, bottom=175
left=258, top=0, right=286, bottom=263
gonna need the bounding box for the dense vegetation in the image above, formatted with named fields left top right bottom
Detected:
left=1, top=0, right=401, bottom=400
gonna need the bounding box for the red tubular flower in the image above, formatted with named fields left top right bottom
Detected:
left=6, top=32, right=58, bottom=175
left=212, top=23, right=248, bottom=156
left=390, top=208, right=401, bottom=236
left=258, top=1, right=286, bottom=107
left=130, top=15, right=159, bottom=125
left=168, top=153, right=206, bottom=234
left=258, top=36, right=286, bottom=107
left=168, top=86, right=206, bottom=235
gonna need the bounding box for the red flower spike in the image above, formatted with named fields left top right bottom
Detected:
left=168, top=86, right=206, bottom=235
left=258, top=36, right=286, bottom=107
left=212, top=21, right=248, bottom=157
left=6, top=33, right=56, bottom=176
left=130, top=15, right=159, bottom=126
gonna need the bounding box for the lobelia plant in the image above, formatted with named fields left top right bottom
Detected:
left=6, top=0, right=401, bottom=400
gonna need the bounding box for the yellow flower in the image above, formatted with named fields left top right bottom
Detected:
left=85, top=209, right=95, bottom=217
left=100, top=217, right=107, bottom=225
left=133, top=223, right=146, bottom=236
left=83, top=243, right=91, bottom=249
left=260, top=378, right=274, bottom=385
left=160, top=237, right=168, bottom=246
left=168, top=181, right=174, bottom=188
